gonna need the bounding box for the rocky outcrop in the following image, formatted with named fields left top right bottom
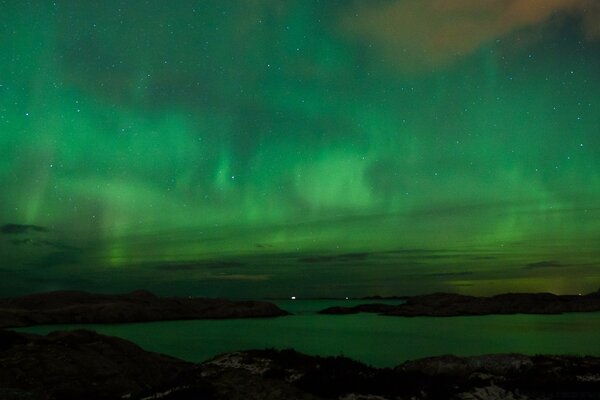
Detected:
left=2, top=329, right=600, bottom=399
left=319, top=289, right=600, bottom=317
left=201, top=349, right=600, bottom=400
left=397, top=353, right=600, bottom=399
left=0, top=329, right=208, bottom=400
left=316, top=304, right=398, bottom=315
left=0, top=290, right=289, bottom=328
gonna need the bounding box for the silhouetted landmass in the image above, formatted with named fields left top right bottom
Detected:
left=297, top=252, right=370, bottom=263
left=0, top=290, right=289, bottom=328
left=0, top=329, right=208, bottom=400
left=320, top=289, right=600, bottom=316
left=0, top=223, right=48, bottom=234
left=2, top=329, right=600, bottom=399
left=525, top=260, right=564, bottom=269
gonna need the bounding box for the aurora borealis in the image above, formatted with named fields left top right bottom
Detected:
left=1, top=0, right=599, bottom=298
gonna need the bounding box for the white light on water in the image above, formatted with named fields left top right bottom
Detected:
left=291, top=296, right=296, bottom=300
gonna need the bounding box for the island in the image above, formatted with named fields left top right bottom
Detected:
left=2, top=328, right=600, bottom=399
left=0, top=290, right=289, bottom=328
left=319, top=289, right=600, bottom=316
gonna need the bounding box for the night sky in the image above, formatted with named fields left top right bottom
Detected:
left=1, top=0, right=599, bottom=298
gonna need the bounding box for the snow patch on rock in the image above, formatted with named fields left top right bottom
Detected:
left=455, top=385, right=529, bottom=400
left=204, top=352, right=272, bottom=375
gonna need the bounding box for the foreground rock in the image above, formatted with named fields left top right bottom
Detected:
left=319, top=289, right=600, bottom=317
left=205, top=350, right=600, bottom=400
left=0, top=290, right=289, bottom=328
left=0, top=329, right=206, bottom=400
left=2, top=329, right=600, bottom=399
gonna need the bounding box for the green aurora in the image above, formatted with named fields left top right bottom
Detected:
left=1, top=0, right=599, bottom=298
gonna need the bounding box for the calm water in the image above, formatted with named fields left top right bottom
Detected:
left=16, top=300, right=600, bottom=367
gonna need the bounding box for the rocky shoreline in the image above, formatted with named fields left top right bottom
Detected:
left=319, top=289, right=600, bottom=317
left=1, top=329, right=600, bottom=399
left=0, top=290, right=289, bottom=328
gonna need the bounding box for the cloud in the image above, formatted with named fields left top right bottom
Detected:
left=1, top=223, right=48, bottom=234
left=338, top=0, right=600, bottom=73
left=525, top=260, right=564, bottom=269
left=383, top=249, right=465, bottom=260
left=9, top=238, right=37, bottom=246
left=209, top=274, right=271, bottom=281
left=156, top=261, right=246, bottom=271
left=255, top=243, right=274, bottom=248
left=9, top=238, right=77, bottom=250
left=27, top=251, right=81, bottom=268
left=298, top=252, right=370, bottom=263
left=406, top=271, right=474, bottom=278
left=427, top=271, right=474, bottom=278
left=385, top=248, right=449, bottom=255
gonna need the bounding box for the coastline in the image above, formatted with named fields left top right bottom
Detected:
left=319, top=289, right=600, bottom=317
left=0, top=290, right=289, bottom=329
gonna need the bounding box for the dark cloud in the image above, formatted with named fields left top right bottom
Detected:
left=207, top=273, right=271, bottom=282
left=406, top=271, right=473, bottom=278
left=9, top=238, right=77, bottom=250
left=27, top=251, right=81, bottom=268
left=381, top=249, right=466, bottom=261
left=25, top=276, right=91, bottom=286
left=9, top=238, right=37, bottom=246
left=156, top=261, right=246, bottom=271
left=1, top=223, right=48, bottom=235
left=427, top=271, right=474, bottom=278
left=298, top=252, right=370, bottom=263
left=413, top=254, right=465, bottom=260
left=525, top=260, right=565, bottom=269
left=385, top=249, right=450, bottom=255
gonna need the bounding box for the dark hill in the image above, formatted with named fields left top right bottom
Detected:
left=319, top=289, right=600, bottom=317
left=0, top=290, right=289, bottom=328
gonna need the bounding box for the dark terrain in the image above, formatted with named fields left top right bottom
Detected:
left=2, top=329, right=600, bottom=399
left=319, top=289, right=600, bottom=317
left=0, top=290, right=289, bottom=328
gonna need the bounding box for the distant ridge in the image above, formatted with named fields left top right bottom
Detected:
left=0, top=290, right=289, bottom=328
left=320, top=289, right=600, bottom=317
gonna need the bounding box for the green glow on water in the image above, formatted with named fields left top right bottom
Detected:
left=16, top=303, right=600, bottom=367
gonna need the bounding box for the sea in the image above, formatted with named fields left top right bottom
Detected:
left=16, top=299, right=600, bottom=367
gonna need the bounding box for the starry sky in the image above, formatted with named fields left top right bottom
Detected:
left=1, top=0, right=599, bottom=298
